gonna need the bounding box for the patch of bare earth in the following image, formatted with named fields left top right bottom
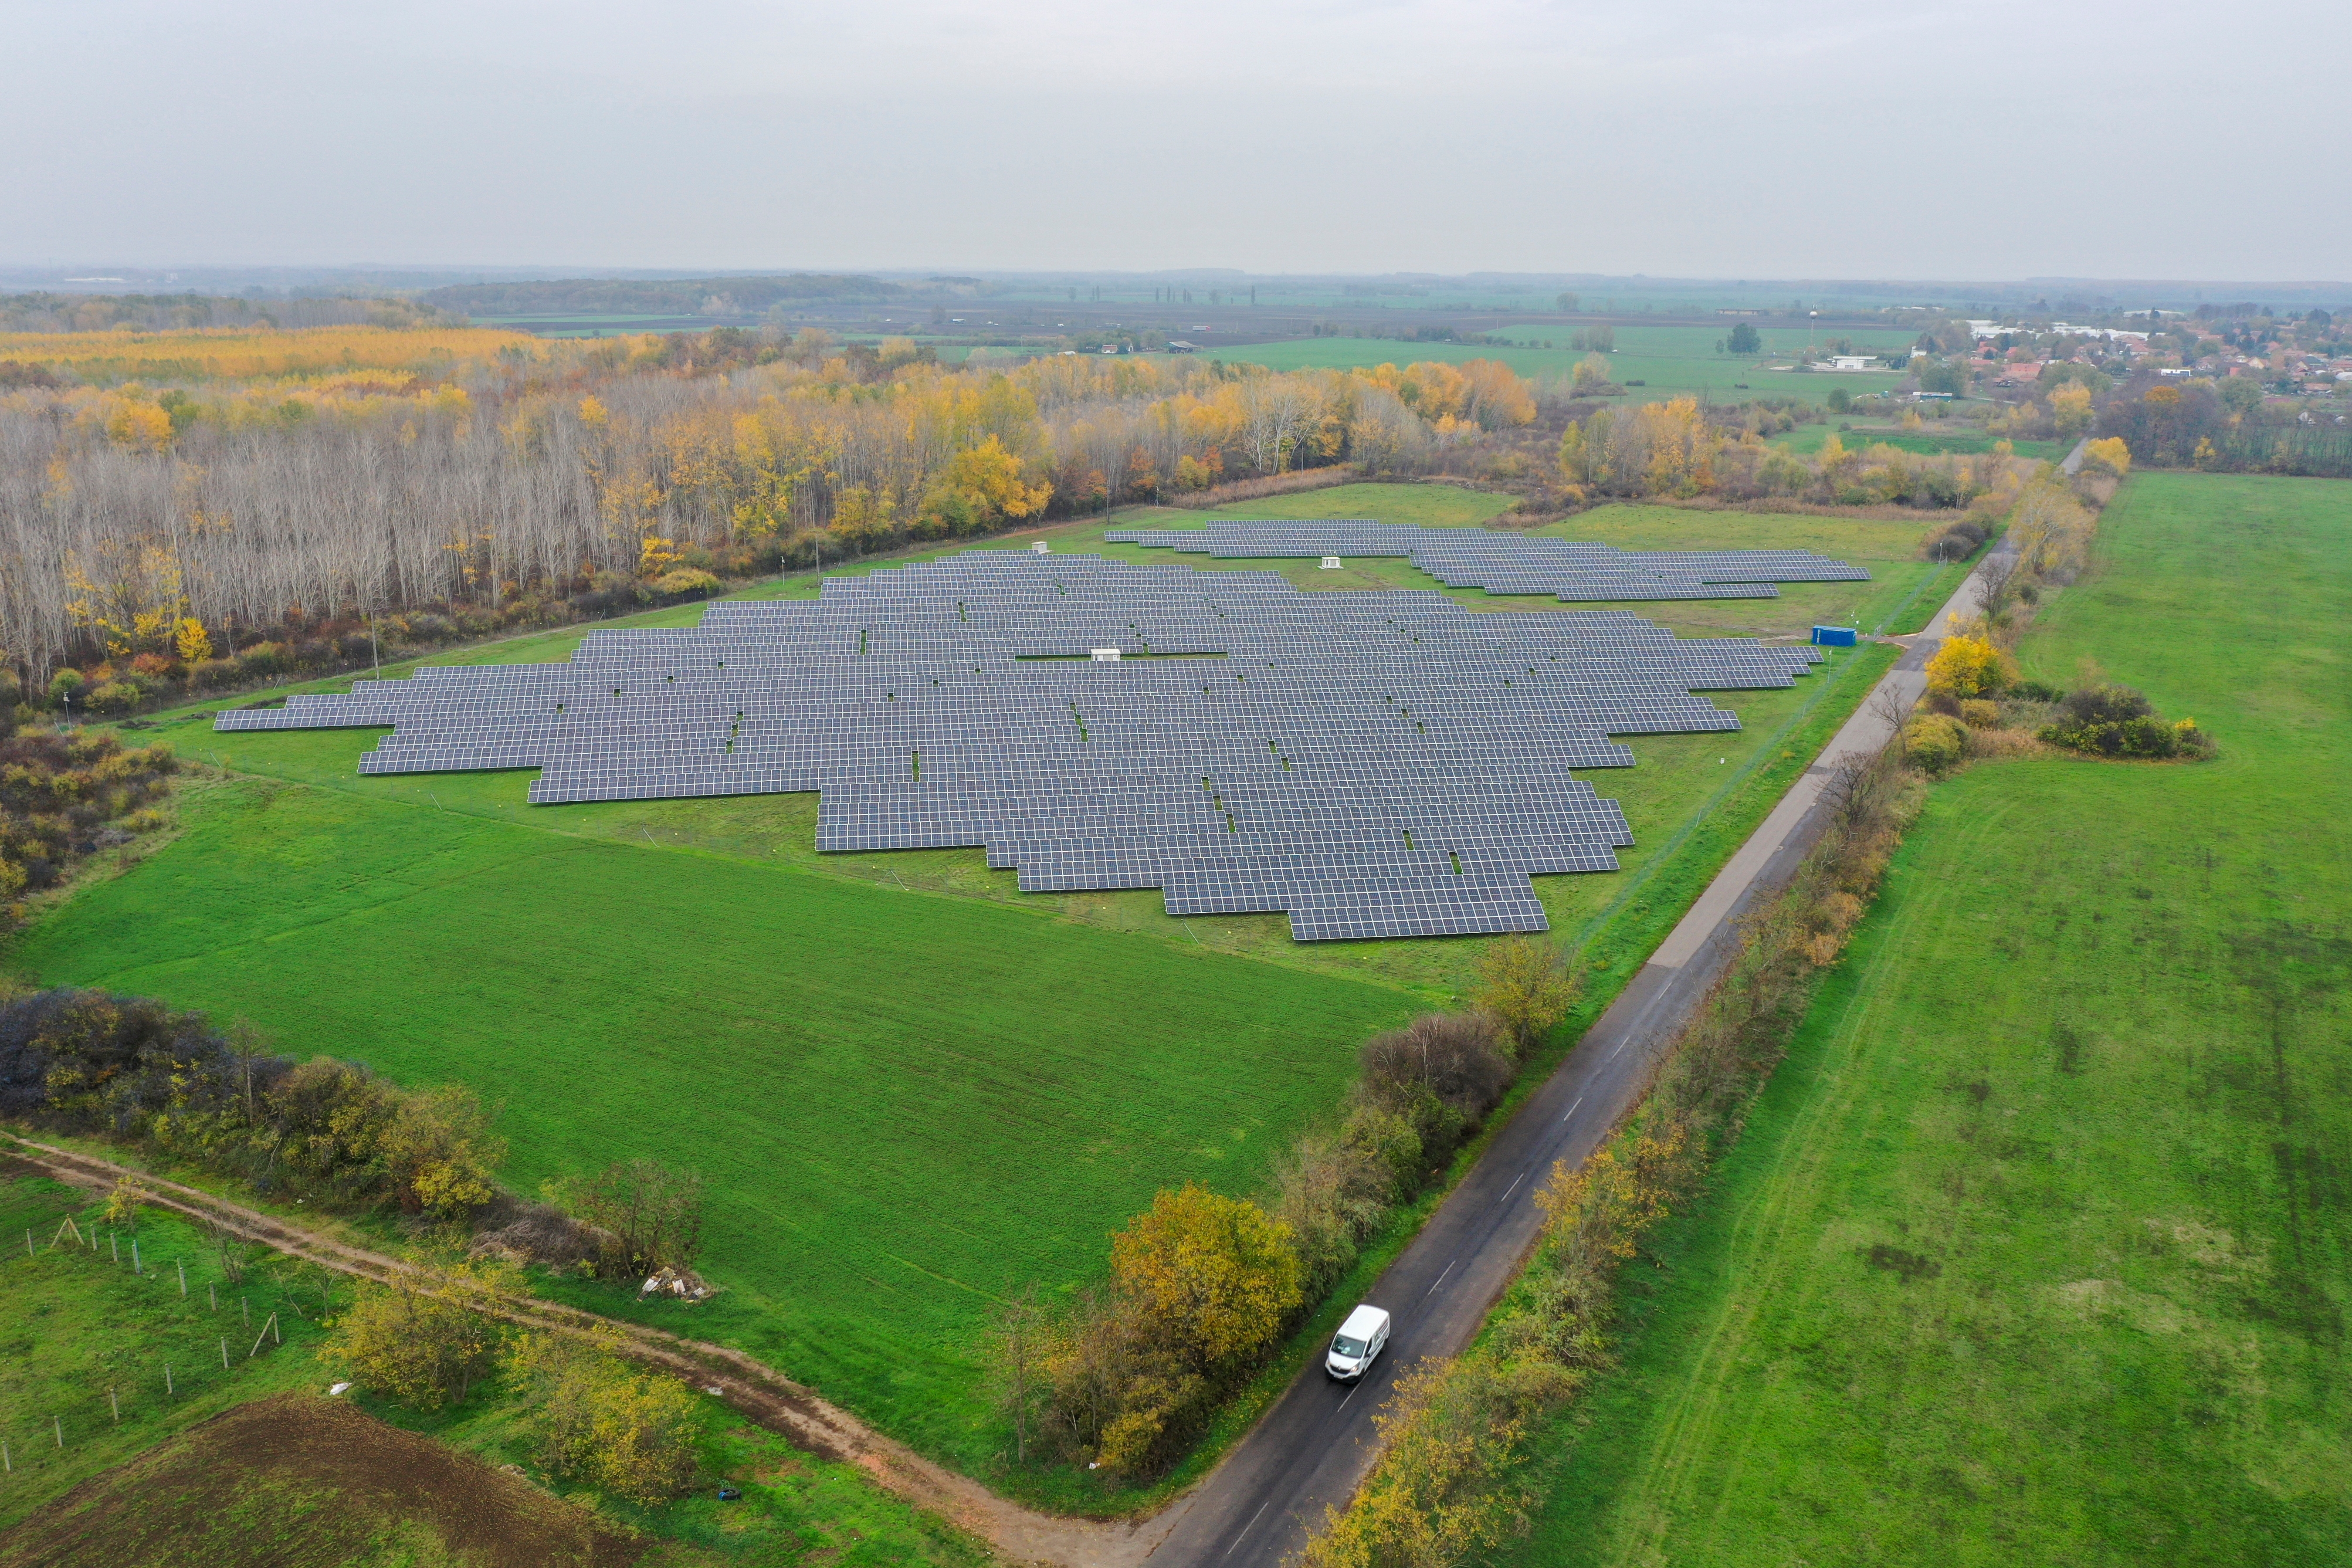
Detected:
left=0, top=1393, right=641, bottom=1568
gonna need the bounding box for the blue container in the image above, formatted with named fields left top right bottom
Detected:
left=1810, top=625, right=1859, bottom=647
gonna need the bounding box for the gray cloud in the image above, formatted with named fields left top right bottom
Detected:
left=1, top=0, right=2341, bottom=277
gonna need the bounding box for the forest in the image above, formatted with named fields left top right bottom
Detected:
left=0, top=325, right=1556, bottom=682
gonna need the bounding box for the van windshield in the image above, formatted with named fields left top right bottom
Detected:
left=1332, top=1335, right=1368, bottom=1359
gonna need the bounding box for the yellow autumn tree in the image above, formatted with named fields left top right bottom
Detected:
left=504, top=1330, right=700, bottom=1504
left=2082, top=436, right=2132, bottom=476
left=1925, top=627, right=2016, bottom=697
left=1110, top=1183, right=1301, bottom=1378
left=922, top=434, right=1051, bottom=531
left=103, top=400, right=173, bottom=453
left=1456, top=359, right=1537, bottom=429
left=174, top=617, right=212, bottom=664
left=327, top=1260, right=516, bottom=1410
left=2050, top=382, right=2095, bottom=437
left=378, top=1084, right=505, bottom=1219
left=1471, top=935, right=1581, bottom=1054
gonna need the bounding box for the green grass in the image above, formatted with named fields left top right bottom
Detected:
left=0, top=1170, right=992, bottom=1565
left=1769, top=421, right=2065, bottom=461
left=27, top=481, right=1942, bottom=1498
left=1227, top=325, right=1914, bottom=406
left=1497, top=471, right=2352, bottom=1566
left=3, top=790, right=1417, bottom=1478
left=0, top=1168, right=335, bottom=1523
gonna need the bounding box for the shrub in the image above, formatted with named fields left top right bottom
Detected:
left=46, top=670, right=84, bottom=708
left=2012, top=678, right=2064, bottom=702
left=186, top=657, right=240, bottom=691
left=1925, top=631, right=2016, bottom=698
left=1924, top=518, right=1988, bottom=562
left=556, top=1157, right=706, bottom=1277
left=1359, top=1013, right=1513, bottom=1150
left=0, top=984, right=507, bottom=1218
left=1902, top=713, right=1966, bottom=773
left=2038, top=684, right=2212, bottom=759
left=504, top=1331, right=702, bottom=1504
left=81, top=681, right=144, bottom=716
left=1959, top=698, right=2001, bottom=728
left=235, top=643, right=286, bottom=679
left=653, top=567, right=722, bottom=598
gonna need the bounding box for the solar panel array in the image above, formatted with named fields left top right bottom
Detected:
left=1104, top=518, right=1871, bottom=602
left=217, top=537, right=1854, bottom=942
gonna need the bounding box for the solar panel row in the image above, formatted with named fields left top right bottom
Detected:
left=216, top=529, right=1861, bottom=941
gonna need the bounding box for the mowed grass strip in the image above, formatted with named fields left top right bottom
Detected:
left=5, top=782, right=1416, bottom=1468
left=1499, top=471, right=2352, bottom=1565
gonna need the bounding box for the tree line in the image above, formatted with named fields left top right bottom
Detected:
left=0, top=326, right=1551, bottom=683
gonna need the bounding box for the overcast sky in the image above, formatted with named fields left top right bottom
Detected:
left=3, top=0, right=2342, bottom=280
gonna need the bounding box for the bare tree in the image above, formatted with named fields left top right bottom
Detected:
left=1974, top=551, right=2020, bottom=619
left=1817, top=753, right=1887, bottom=830
left=990, top=1284, right=1047, bottom=1466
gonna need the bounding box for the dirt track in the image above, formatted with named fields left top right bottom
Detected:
left=1, top=1133, right=1170, bottom=1568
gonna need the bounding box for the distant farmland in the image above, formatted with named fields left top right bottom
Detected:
left=1230, top=322, right=1915, bottom=406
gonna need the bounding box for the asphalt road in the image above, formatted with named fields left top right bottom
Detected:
left=1146, top=548, right=2009, bottom=1567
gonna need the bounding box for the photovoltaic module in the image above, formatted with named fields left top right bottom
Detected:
left=217, top=524, right=1863, bottom=941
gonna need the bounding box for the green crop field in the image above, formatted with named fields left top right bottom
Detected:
left=0, top=1168, right=989, bottom=1565
left=1498, top=471, right=2352, bottom=1567
left=1228, top=324, right=1913, bottom=406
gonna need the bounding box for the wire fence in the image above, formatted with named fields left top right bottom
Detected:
left=3, top=1202, right=332, bottom=1485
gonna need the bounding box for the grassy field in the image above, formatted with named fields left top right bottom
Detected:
left=14, top=482, right=1955, bottom=1493
left=1769, top=421, right=2066, bottom=461
left=4, top=790, right=1416, bottom=1475
left=1228, top=325, right=1913, bottom=406
left=1498, top=471, right=2352, bottom=1566
left=0, top=1167, right=991, bottom=1565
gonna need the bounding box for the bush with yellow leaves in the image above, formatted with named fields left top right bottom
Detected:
left=504, top=1329, right=703, bottom=1505
left=1925, top=629, right=2018, bottom=698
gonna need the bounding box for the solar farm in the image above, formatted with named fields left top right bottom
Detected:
left=219, top=523, right=1865, bottom=941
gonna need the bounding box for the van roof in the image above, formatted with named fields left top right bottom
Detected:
left=1339, top=1304, right=1390, bottom=1338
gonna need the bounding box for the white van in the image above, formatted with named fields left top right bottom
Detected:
left=1325, top=1304, right=1392, bottom=1382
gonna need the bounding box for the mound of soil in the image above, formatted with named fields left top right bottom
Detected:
left=0, top=1392, right=642, bottom=1568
